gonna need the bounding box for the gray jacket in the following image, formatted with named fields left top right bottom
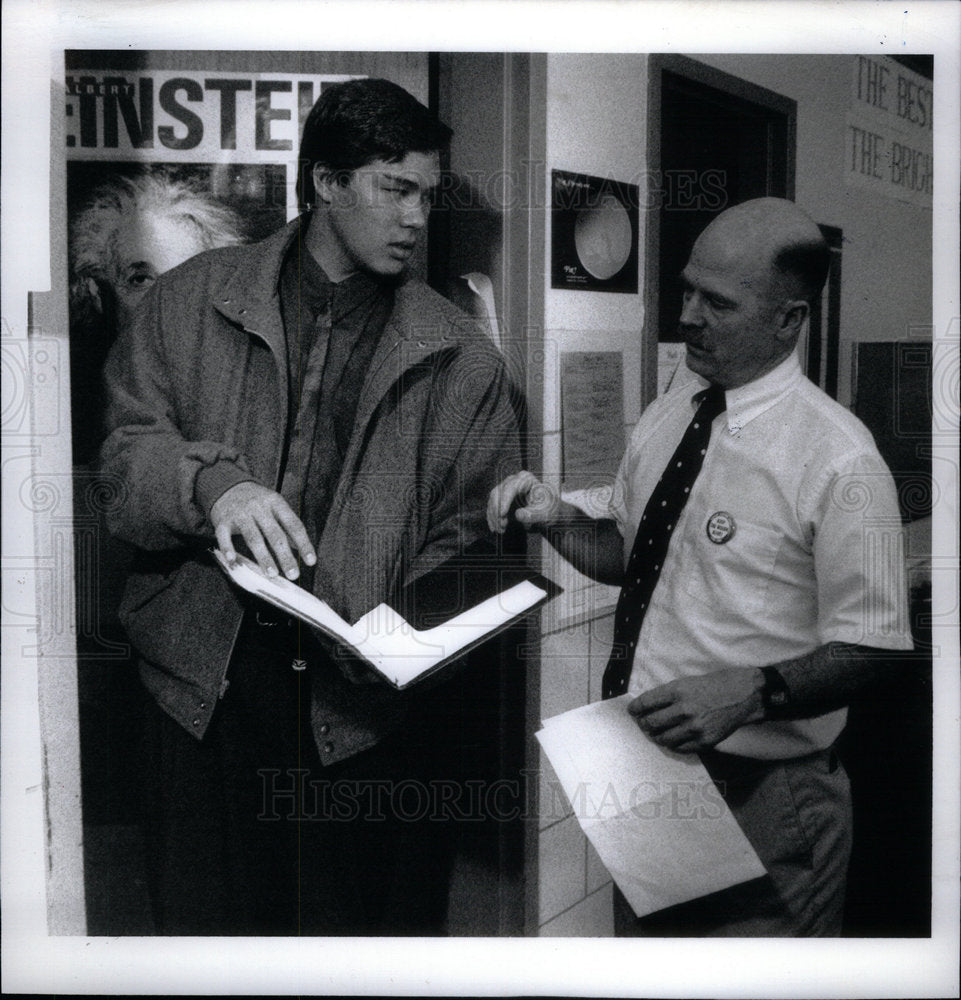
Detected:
left=101, top=218, right=521, bottom=764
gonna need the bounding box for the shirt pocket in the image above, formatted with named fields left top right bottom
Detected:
left=682, top=518, right=784, bottom=614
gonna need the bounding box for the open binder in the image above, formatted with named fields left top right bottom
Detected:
left=213, top=544, right=560, bottom=689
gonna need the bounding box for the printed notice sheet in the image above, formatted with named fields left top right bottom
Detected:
left=536, top=695, right=766, bottom=918
left=560, top=350, right=624, bottom=490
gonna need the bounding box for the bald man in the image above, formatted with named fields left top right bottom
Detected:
left=489, top=199, right=912, bottom=936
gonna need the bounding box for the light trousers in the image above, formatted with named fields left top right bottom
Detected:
left=614, top=746, right=852, bottom=937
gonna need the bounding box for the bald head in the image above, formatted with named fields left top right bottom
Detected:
left=697, top=198, right=829, bottom=306
left=678, top=199, right=828, bottom=388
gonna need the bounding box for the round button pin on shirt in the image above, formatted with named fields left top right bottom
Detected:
left=706, top=511, right=736, bottom=544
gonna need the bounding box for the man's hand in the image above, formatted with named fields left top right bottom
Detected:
left=486, top=470, right=560, bottom=534
left=487, top=471, right=625, bottom=585
left=211, top=481, right=317, bottom=580
left=628, top=669, right=765, bottom=753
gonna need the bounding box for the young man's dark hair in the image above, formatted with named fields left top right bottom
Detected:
left=297, top=77, right=452, bottom=209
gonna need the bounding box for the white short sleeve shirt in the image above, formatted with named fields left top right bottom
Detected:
left=610, top=352, right=913, bottom=759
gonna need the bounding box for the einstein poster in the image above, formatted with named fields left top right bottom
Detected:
left=65, top=60, right=357, bottom=463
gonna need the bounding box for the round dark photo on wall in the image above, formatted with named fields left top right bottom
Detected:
left=550, top=168, right=639, bottom=293
left=573, top=191, right=633, bottom=280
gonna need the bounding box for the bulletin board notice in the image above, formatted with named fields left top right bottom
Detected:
left=560, top=351, right=624, bottom=491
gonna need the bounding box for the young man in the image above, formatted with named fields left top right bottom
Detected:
left=102, top=78, right=520, bottom=935
left=488, top=198, right=912, bottom=936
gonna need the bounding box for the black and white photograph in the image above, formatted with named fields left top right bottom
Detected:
left=2, top=1, right=958, bottom=996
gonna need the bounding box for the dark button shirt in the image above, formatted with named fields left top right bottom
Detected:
left=277, top=237, right=394, bottom=592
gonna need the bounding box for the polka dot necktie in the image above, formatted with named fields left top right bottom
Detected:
left=601, top=383, right=727, bottom=700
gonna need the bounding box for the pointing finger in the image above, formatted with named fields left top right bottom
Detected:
left=215, top=522, right=237, bottom=564
left=273, top=499, right=317, bottom=567
left=242, top=521, right=278, bottom=577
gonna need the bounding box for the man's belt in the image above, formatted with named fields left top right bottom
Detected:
left=700, top=746, right=839, bottom=788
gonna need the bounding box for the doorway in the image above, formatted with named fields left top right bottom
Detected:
left=646, top=55, right=796, bottom=384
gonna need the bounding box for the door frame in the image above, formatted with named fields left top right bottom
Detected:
left=431, top=51, right=548, bottom=936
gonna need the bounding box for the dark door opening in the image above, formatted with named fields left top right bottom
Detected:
left=648, top=56, right=796, bottom=345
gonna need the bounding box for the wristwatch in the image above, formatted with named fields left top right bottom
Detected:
left=760, top=666, right=791, bottom=718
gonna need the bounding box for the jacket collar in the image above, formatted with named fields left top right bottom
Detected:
left=211, top=215, right=468, bottom=464
left=212, top=216, right=461, bottom=362
left=349, top=281, right=467, bottom=455
left=212, top=217, right=302, bottom=360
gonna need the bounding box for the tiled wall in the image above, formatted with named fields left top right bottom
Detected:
left=536, top=602, right=617, bottom=935
left=535, top=537, right=619, bottom=934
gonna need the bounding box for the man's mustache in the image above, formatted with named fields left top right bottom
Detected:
left=678, top=324, right=708, bottom=349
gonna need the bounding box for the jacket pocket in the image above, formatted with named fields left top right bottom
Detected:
left=118, top=550, right=185, bottom=617
left=119, top=555, right=240, bottom=681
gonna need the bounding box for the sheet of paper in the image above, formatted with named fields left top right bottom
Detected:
left=560, top=350, right=624, bottom=490
left=353, top=581, right=549, bottom=686
left=536, top=696, right=766, bottom=917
